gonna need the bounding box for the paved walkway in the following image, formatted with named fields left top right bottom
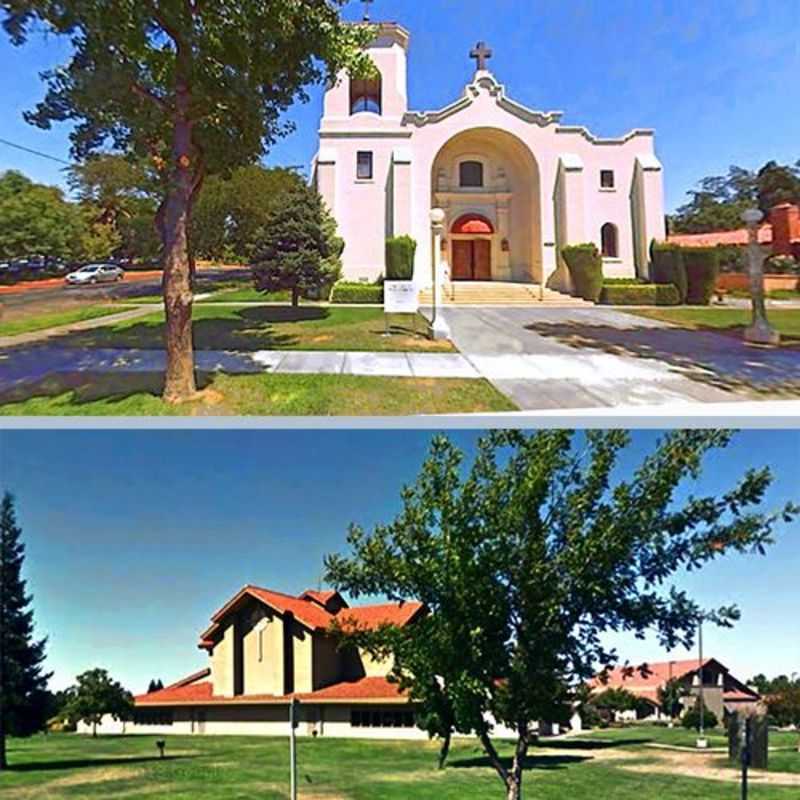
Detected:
left=2, top=304, right=800, bottom=412
left=430, top=306, right=800, bottom=410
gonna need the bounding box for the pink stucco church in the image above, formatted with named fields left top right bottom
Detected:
left=313, top=21, right=666, bottom=294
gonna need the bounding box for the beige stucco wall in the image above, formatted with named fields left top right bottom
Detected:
left=359, top=649, right=393, bottom=678
left=211, top=623, right=235, bottom=698
left=312, top=633, right=343, bottom=690
left=292, top=619, right=314, bottom=694
left=242, top=607, right=284, bottom=696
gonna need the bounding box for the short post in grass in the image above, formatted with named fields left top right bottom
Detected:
left=429, top=208, right=451, bottom=341
left=289, top=698, right=299, bottom=800
left=742, top=208, right=780, bottom=346
left=156, top=739, right=166, bottom=759
left=696, top=615, right=708, bottom=750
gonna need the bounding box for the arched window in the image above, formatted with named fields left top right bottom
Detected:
left=601, top=223, right=619, bottom=258
left=459, top=161, right=484, bottom=188
left=350, top=76, right=382, bottom=115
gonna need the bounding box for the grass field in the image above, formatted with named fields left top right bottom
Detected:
left=53, top=306, right=453, bottom=353
left=627, top=308, right=800, bottom=344
left=3, top=728, right=799, bottom=800
left=0, top=305, right=125, bottom=337
left=0, top=372, right=515, bottom=416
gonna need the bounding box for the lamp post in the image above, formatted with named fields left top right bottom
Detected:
left=742, top=209, right=780, bottom=346
left=289, top=698, right=299, bottom=800
left=430, top=208, right=451, bottom=341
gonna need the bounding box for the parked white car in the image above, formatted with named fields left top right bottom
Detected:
left=65, top=263, right=125, bottom=286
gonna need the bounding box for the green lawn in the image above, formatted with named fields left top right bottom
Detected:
left=627, top=308, right=800, bottom=344
left=199, top=286, right=293, bottom=303
left=583, top=725, right=800, bottom=752
left=55, top=306, right=453, bottom=353
left=0, top=305, right=125, bottom=337
left=3, top=731, right=799, bottom=800
left=0, top=372, right=515, bottom=416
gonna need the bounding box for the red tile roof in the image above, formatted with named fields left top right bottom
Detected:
left=200, top=586, right=423, bottom=647
left=668, top=226, right=772, bottom=248
left=136, top=675, right=408, bottom=707
left=590, top=659, right=712, bottom=690
left=337, top=602, right=425, bottom=632
left=300, top=590, right=341, bottom=607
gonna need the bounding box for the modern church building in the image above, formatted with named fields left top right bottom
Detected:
left=313, top=21, right=666, bottom=294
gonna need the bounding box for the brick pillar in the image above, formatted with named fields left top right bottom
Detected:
left=769, top=203, right=800, bottom=256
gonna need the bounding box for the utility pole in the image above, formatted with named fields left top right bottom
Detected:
left=698, top=618, right=705, bottom=742
left=741, top=716, right=752, bottom=800
left=289, top=698, right=299, bottom=800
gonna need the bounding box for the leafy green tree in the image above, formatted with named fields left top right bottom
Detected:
left=62, top=669, right=133, bottom=738
left=2, top=2, right=373, bottom=403
left=192, top=166, right=304, bottom=264
left=765, top=684, right=800, bottom=728
left=68, top=154, right=161, bottom=261
left=325, top=431, right=797, bottom=800
left=252, top=183, right=343, bottom=306
left=671, top=160, right=800, bottom=233
left=0, top=493, right=52, bottom=769
left=756, top=161, right=800, bottom=213
left=593, top=688, right=638, bottom=716
left=658, top=678, right=687, bottom=720
left=0, top=170, right=112, bottom=261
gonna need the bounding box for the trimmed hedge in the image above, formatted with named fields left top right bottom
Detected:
left=562, top=244, right=603, bottom=302
left=683, top=247, right=720, bottom=305
left=385, top=236, right=417, bottom=280
left=600, top=283, right=681, bottom=306
left=651, top=242, right=688, bottom=304
left=330, top=281, right=384, bottom=304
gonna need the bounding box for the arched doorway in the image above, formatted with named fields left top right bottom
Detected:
left=431, top=128, right=541, bottom=283
left=450, top=214, right=495, bottom=281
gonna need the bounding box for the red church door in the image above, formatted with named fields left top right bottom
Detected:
left=451, top=240, right=492, bottom=281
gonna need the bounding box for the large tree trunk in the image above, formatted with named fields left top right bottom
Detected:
left=161, top=89, right=198, bottom=404
left=479, top=725, right=529, bottom=800
left=505, top=778, right=522, bottom=800
left=0, top=525, right=6, bottom=770
left=437, top=732, right=451, bottom=770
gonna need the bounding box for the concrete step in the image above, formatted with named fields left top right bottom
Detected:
left=419, top=282, right=592, bottom=307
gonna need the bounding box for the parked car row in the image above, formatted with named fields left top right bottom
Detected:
left=0, top=255, right=135, bottom=286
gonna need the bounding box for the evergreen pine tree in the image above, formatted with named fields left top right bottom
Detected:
left=0, top=492, right=51, bottom=769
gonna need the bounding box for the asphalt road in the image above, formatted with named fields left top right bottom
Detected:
left=0, top=267, right=250, bottom=320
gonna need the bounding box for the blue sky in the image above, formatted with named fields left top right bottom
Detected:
left=1, top=429, right=797, bottom=693
left=0, top=0, right=797, bottom=212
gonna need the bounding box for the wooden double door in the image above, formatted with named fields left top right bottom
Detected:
left=452, top=239, right=492, bottom=281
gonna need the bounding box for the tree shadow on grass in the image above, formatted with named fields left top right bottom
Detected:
left=449, top=753, right=590, bottom=771
left=0, top=371, right=220, bottom=412
left=535, top=738, right=650, bottom=751
left=38, top=306, right=332, bottom=352
left=8, top=754, right=197, bottom=772
left=524, top=320, right=800, bottom=396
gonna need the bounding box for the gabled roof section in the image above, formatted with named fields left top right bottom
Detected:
left=199, top=586, right=424, bottom=649
left=135, top=668, right=210, bottom=703
left=403, top=72, right=563, bottom=129
left=591, top=659, right=715, bottom=690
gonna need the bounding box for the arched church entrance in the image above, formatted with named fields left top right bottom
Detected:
left=431, top=127, right=542, bottom=284
left=451, top=214, right=494, bottom=280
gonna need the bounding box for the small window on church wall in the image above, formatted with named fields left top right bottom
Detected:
left=350, top=77, right=382, bottom=115
left=601, top=223, right=619, bottom=258
left=460, top=161, right=484, bottom=188
left=357, top=152, right=374, bottom=180
left=601, top=170, right=615, bottom=189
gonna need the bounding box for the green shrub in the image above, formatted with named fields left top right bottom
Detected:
left=603, top=278, right=646, bottom=286
left=330, top=281, right=384, bottom=304
left=562, top=244, right=603, bottom=302
left=683, top=248, right=720, bottom=305
left=600, top=283, right=680, bottom=306
left=765, top=254, right=800, bottom=275
left=716, top=245, right=747, bottom=274
left=385, top=236, right=417, bottom=281
left=651, top=242, right=688, bottom=303
left=681, top=705, right=719, bottom=731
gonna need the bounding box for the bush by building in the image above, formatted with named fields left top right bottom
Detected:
left=683, top=248, right=720, bottom=305
left=600, top=283, right=681, bottom=306
left=681, top=704, right=719, bottom=731
left=330, top=281, right=384, bottom=304
left=562, top=244, right=603, bottom=302
left=385, top=236, right=417, bottom=281
left=651, top=242, right=688, bottom=303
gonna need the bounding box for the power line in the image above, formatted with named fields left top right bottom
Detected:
left=0, top=136, right=72, bottom=166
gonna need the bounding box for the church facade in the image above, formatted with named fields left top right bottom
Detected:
left=313, top=24, right=666, bottom=292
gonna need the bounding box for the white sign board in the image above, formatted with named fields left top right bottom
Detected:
left=384, top=281, right=419, bottom=314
